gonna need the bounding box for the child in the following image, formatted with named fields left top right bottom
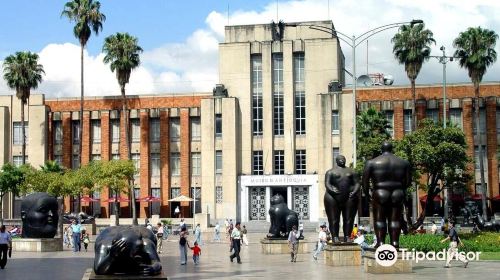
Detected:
left=189, top=241, right=201, bottom=265
left=82, top=232, right=90, bottom=252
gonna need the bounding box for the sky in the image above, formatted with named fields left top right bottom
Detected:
left=0, top=0, right=499, bottom=98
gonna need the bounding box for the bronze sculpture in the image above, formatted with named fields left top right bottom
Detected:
left=62, top=212, right=95, bottom=224
left=324, top=155, right=360, bottom=242
left=94, top=226, right=162, bottom=275
left=267, top=194, right=299, bottom=239
left=21, top=192, right=59, bottom=238
left=363, top=142, right=411, bottom=248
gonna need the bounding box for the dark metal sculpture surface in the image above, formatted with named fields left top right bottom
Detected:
left=62, top=212, right=95, bottom=224
left=21, top=192, right=59, bottom=238
left=324, top=155, right=360, bottom=242
left=94, top=226, right=162, bottom=276
left=267, top=194, right=299, bottom=239
left=362, top=142, right=411, bottom=248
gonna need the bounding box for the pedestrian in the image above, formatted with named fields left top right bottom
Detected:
left=174, top=206, right=180, bottom=218
left=229, top=222, right=242, bottom=264
left=441, top=221, right=468, bottom=268
left=194, top=223, right=203, bottom=245
left=82, top=232, right=90, bottom=252
left=66, top=224, right=74, bottom=248
left=431, top=221, right=438, bottom=235
left=63, top=226, right=70, bottom=247
left=189, top=241, right=202, bottom=265
left=156, top=222, right=164, bottom=254
left=214, top=222, right=221, bottom=242
left=313, top=225, right=327, bottom=261
left=224, top=219, right=229, bottom=234
left=242, top=225, right=249, bottom=246
left=288, top=225, right=300, bottom=262
left=179, top=229, right=189, bottom=265
left=353, top=230, right=369, bottom=256
left=0, top=225, right=12, bottom=269
left=70, top=219, right=82, bottom=252
left=350, top=223, right=358, bottom=240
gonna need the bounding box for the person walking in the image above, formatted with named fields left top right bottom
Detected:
left=214, top=222, right=221, bottom=242
left=82, top=232, right=90, bottom=252
left=174, top=206, right=180, bottom=218
left=288, top=225, right=301, bottom=262
left=241, top=225, right=249, bottom=246
left=441, top=221, right=468, bottom=268
left=194, top=224, right=203, bottom=245
left=0, top=225, right=12, bottom=269
left=189, top=241, right=202, bottom=265
left=156, top=222, right=164, bottom=254
left=353, top=230, right=369, bottom=256
left=179, top=229, right=189, bottom=265
left=313, top=225, right=327, bottom=261
left=229, top=222, right=242, bottom=264
left=63, top=226, right=70, bottom=248
left=70, top=219, right=82, bottom=252
left=431, top=221, right=438, bottom=235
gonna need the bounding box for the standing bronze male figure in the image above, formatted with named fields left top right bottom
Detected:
left=324, top=155, right=360, bottom=242
left=363, top=142, right=411, bottom=248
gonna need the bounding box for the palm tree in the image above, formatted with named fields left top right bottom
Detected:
left=454, top=27, right=498, bottom=221
left=3, top=52, right=45, bottom=165
left=392, top=23, right=435, bottom=223
left=61, top=0, right=106, bottom=166
left=103, top=32, right=143, bottom=226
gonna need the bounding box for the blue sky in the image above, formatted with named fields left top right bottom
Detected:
left=1, top=0, right=499, bottom=98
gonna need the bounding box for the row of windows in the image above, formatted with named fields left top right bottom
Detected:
left=252, top=150, right=307, bottom=175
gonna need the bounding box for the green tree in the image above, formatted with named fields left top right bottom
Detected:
left=2, top=51, right=45, bottom=164
left=0, top=164, right=26, bottom=225
left=356, top=107, right=392, bottom=166
left=94, top=160, right=135, bottom=226
left=453, top=27, right=498, bottom=220
left=396, top=119, right=470, bottom=228
left=61, top=0, right=106, bottom=167
left=102, top=32, right=143, bottom=225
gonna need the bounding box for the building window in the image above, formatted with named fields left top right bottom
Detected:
left=333, top=148, right=340, bottom=167
left=215, top=151, right=222, bottom=174
left=13, top=122, right=28, bottom=145
left=170, top=118, right=180, bottom=141
left=191, top=187, right=201, bottom=213
left=150, top=118, right=160, bottom=143
left=403, top=110, right=412, bottom=135
left=215, top=114, right=222, bottom=137
left=72, top=120, right=80, bottom=144
left=191, top=152, right=201, bottom=176
left=295, top=150, right=306, bottom=174
left=131, top=119, right=140, bottom=143
left=13, top=156, right=27, bottom=167
left=331, top=110, right=340, bottom=134
left=91, top=120, right=101, bottom=144
left=54, top=155, right=63, bottom=165
left=151, top=153, right=160, bottom=177
left=111, top=153, right=120, bottom=160
left=449, top=109, right=462, bottom=129
left=472, top=108, right=486, bottom=135
left=91, top=154, right=101, bottom=161
left=273, top=53, right=284, bottom=136
left=426, top=109, right=439, bottom=124
left=170, top=187, right=181, bottom=200
left=215, top=186, right=223, bottom=204
left=385, top=111, right=394, bottom=137
left=170, top=153, right=180, bottom=176
left=131, top=153, right=140, bottom=181
left=294, top=53, right=306, bottom=135
left=151, top=188, right=161, bottom=199
left=191, top=117, right=201, bottom=141
left=474, top=146, right=487, bottom=170
left=274, top=150, right=284, bottom=175
left=475, top=183, right=488, bottom=195
left=253, top=151, right=264, bottom=175
left=72, top=154, right=80, bottom=169
left=252, top=55, right=263, bottom=136
left=53, top=121, right=63, bottom=145
left=111, top=119, right=120, bottom=143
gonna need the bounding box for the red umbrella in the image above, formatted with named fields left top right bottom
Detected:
left=103, top=196, right=130, bottom=203
left=491, top=195, right=500, bottom=201
left=80, top=196, right=100, bottom=202
left=136, top=196, right=161, bottom=202
left=419, top=195, right=442, bottom=202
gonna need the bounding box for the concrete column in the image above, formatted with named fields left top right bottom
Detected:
left=283, top=42, right=295, bottom=174
left=287, top=186, right=292, bottom=209
left=265, top=187, right=271, bottom=222
left=262, top=43, right=274, bottom=174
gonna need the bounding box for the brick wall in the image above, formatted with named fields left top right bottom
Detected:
left=486, top=97, right=499, bottom=198
left=180, top=109, right=191, bottom=217
left=81, top=112, right=90, bottom=165
left=62, top=112, right=72, bottom=213
left=159, top=110, right=170, bottom=217
left=100, top=112, right=110, bottom=217
left=462, top=98, right=475, bottom=193
left=393, top=101, right=404, bottom=140
left=139, top=111, right=150, bottom=218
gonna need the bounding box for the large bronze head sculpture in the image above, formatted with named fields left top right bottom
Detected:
left=21, top=192, right=59, bottom=238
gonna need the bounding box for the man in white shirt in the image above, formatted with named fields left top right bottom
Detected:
left=313, top=225, right=327, bottom=260
left=0, top=225, right=12, bottom=269
left=431, top=221, right=438, bottom=234
left=229, top=222, right=242, bottom=264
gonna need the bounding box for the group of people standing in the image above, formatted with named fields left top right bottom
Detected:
left=63, top=220, right=90, bottom=252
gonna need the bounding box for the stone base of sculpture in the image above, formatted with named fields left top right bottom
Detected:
left=12, top=237, right=63, bottom=252
left=82, top=269, right=168, bottom=280
left=323, top=243, right=361, bottom=266
left=260, top=238, right=314, bottom=254
left=363, top=249, right=412, bottom=274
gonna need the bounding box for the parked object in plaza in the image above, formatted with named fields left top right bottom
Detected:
left=362, top=142, right=411, bottom=248
left=93, top=226, right=162, bottom=275
left=62, top=212, right=95, bottom=224
left=21, top=192, right=59, bottom=238
left=324, top=155, right=360, bottom=242
left=266, top=194, right=299, bottom=239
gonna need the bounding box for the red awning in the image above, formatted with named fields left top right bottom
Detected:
left=419, top=195, right=443, bottom=202
left=491, top=195, right=500, bottom=201
left=80, top=196, right=100, bottom=202
left=103, top=197, right=130, bottom=203
left=470, top=194, right=489, bottom=200
left=449, top=194, right=465, bottom=202
left=136, top=196, right=161, bottom=202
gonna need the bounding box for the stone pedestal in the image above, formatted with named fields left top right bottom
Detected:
left=260, top=238, right=315, bottom=254
left=12, top=238, right=63, bottom=252
left=323, top=243, right=361, bottom=266
left=363, top=249, right=412, bottom=274
left=82, top=269, right=168, bottom=280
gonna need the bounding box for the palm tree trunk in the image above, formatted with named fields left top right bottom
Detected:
left=21, top=98, right=26, bottom=165
left=411, top=78, right=418, bottom=222
left=121, top=85, right=137, bottom=226
left=77, top=43, right=85, bottom=213
left=475, top=83, right=488, bottom=221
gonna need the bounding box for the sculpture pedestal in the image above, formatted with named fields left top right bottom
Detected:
left=82, top=269, right=168, bottom=280
left=363, top=249, right=412, bottom=274
left=260, top=238, right=315, bottom=254
left=12, top=238, right=63, bottom=252
left=323, top=243, right=361, bottom=266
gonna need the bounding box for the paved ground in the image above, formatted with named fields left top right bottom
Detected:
left=1, top=233, right=500, bottom=280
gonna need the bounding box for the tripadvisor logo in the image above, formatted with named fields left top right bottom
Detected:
left=375, top=244, right=482, bottom=266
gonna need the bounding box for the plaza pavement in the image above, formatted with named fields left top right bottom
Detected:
left=1, top=232, right=500, bottom=280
